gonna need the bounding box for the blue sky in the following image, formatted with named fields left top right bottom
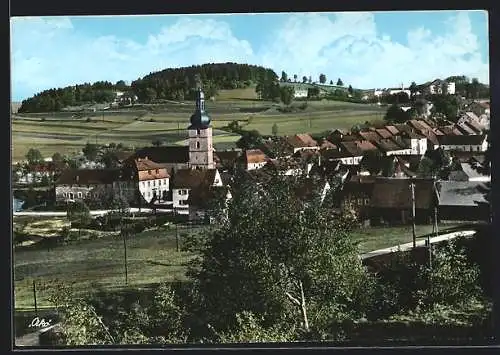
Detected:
left=11, top=10, right=489, bottom=102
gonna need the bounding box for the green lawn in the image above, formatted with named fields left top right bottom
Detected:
left=13, top=224, right=205, bottom=309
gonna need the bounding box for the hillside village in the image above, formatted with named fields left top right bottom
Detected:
left=12, top=70, right=493, bottom=346
left=13, top=77, right=491, bottom=225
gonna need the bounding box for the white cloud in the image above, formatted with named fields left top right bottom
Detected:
left=11, top=16, right=255, bottom=100
left=259, top=11, right=489, bottom=88
left=11, top=12, right=489, bottom=101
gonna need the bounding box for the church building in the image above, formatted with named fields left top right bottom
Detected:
left=188, top=88, right=215, bottom=170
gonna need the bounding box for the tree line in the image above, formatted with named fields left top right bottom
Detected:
left=18, top=63, right=278, bottom=112
left=18, top=81, right=131, bottom=113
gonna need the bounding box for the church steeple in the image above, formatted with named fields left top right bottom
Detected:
left=189, top=88, right=211, bottom=130
left=188, top=87, right=214, bottom=170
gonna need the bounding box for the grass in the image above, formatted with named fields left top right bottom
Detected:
left=11, top=90, right=386, bottom=160
left=13, top=224, right=205, bottom=309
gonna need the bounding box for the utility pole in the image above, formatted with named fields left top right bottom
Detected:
left=410, top=180, right=417, bottom=248
left=175, top=207, right=180, bottom=252
left=122, top=226, right=128, bottom=286
left=33, top=280, right=38, bottom=317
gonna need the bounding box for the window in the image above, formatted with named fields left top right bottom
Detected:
left=156, top=169, right=159, bottom=174
left=148, top=170, right=151, bottom=175
left=77, top=192, right=82, bottom=198
left=365, top=198, right=370, bottom=205
left=148, top=181, right=150, bottom=187
left=197, top=129, right=200, bottom=135
left=196, top=141, right=200, bottom=149
left=69, top=193, right=74, bottom=199
left=357, top=198, right=363, bottom=205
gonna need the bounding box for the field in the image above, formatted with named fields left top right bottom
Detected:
left=11, top=87, right=386, bottom=161
left=13, top=214, right=472, bottom=311
left=14, top=221, right=202, bottom=309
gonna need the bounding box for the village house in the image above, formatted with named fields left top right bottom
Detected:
left=339, top=140, right=379, bottom=165
left=374, top=138, right=412, bottom=156
left=54, top=168, right=136, bottom=205
left=435, top=181, right=489, bottom=222
left=214, top=149, right=242, bottom=171
left=127, top=157, right=170, bottom=204
left=240, top=149, right=269, bottom=170
left=339, top=175, right=376, bottom=223
left=285, top=134, right=319, bottom=153
left=438, top=125, right=463, bottom=136
left=369, top=178, right=437, bottom=225
left=466, top=101, right=490, bottom=117
left=294, top=177, right=332, bottom=206
left=395, top=131, right=428, bottom=155
left=456, top=122, right=479, bottom=135
left=448, top=162, right=490, bottom=182
left=170, top=168, right=224, bottom=216
left=437, top=134, right=488, bottom=152
left=129, top=146, right=190, bottom=176
left=424, top=79, right=456, bottom=95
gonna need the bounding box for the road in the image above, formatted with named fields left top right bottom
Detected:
left=360, top=230, right=476, bottom=260
left=13, top=207, right=185, bottom=217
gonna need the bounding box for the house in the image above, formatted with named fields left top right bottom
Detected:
left=241, top=149, right=269, bottom=170
left=357, top=130, right=383, bottom=143
left=457, top=111, right=480, bottom=125
left=425, top=79, right=456, bottom=95
left=448, top=162, right=490, bottom=182
left=435, top=181, right=489, bottom=221
left=294, top=177, right=331, bottom=205
left=463, top=120, right=485, bottom=135
left=384, top=125, right=400, bottom=136
left=396, top=131, right=427, bottom=155
left=294, top=88, right=309, bottom=98
left=369, top=178, right=437, bottom=225
left=374, top=138, right=412, bottom=156
left=170, top=168, right=224, bottom=216
left=130, top=146, right=190, bottom=176
left=438, top=125, right=463, bottom=136
left=456, top=122, right=479, bottom=136
left=286, top=134, right=319, bottom=153
left=340, top=140, right=378, bottom=159
left=437, top=134, right=488, bottom=152
left=466, top=101, right=490, bottom=117
left=214, top=150, right=242, bottom=171
left=128, top=157, right=170, bottom=204
left=263, top=158, right=304, bottom=176
left=339, top=175, right=376, bottom=222
left=319, top=138, right=337, bottom=150
left=55, top=168, right=136, bottom=205
left=375, top=128, right=393, bottom=139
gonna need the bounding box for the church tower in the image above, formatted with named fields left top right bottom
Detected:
left=188, top=88, right=214, bottom=170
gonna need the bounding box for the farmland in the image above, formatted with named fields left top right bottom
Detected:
left=11, top=86, right=386, bottom=161
left=13, top=220, right=200, bottom=310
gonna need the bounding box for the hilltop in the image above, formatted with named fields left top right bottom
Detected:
left=17, top=63, right=278, bottom=114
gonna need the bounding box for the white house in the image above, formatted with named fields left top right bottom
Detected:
left=294, top=88, right=308, bottom=98
left=242, top=149, right=268, bottom=170
left=131, top=157, right=170, bottom=204
left=398, top=131, right=428, bottom=155
left=437, top=134, right=488, bottom=152
left=427, top=80, right=455, bottom=95
left=54, top=168, right=136, bottom=205
left=171, top=168, right=223, bottom=214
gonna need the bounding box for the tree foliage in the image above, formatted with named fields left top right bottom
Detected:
left=184, top=174, right=372, bottom=336
left=280, top=86, right=294, bottom=105
left=26, top=148, right=44, bottom=165
left=319, top=74, right=327, bottom=84
left=336, top=78, right=344, bottom=86
left=384, top=104, right=411, bottom=123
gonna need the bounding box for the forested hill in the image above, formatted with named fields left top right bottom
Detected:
left=132, top=63, right=277, bottom=102
left=17, top=63, right=278, bottom=113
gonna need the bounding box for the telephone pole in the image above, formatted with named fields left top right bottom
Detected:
left=410, top=180, right=416, bottom=248
left=33, top=280, right=38, bottom=317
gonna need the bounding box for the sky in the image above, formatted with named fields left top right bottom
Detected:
left=10, top=10, right=489, bottom=102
